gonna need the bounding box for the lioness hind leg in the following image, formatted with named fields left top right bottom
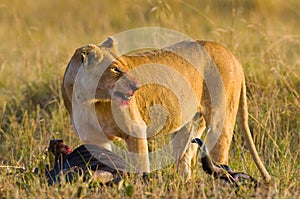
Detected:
left=205, top=99, right=239, bottom=165
left=206, top=125, right=234, bottom=165
left=172, top=112, right=206, bottom=179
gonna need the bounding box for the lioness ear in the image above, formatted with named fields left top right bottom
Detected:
left=99, top=36, right=119, bottom=55
left=81, top=44, right=103, bottom=73
left=100, top=36, right=115, bottom=48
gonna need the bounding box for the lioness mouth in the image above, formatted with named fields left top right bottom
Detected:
left=114, top=91, right=132, bottom=101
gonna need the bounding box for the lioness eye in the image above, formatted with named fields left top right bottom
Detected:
left=111, top=67, right=123, bottom=74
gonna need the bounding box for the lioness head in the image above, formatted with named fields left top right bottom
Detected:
left=78, top=38, right=138, bottom=106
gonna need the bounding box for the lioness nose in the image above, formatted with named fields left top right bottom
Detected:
left=130, top=81, right=139, bottom=92
left=123, top=73, right=139, bottom=92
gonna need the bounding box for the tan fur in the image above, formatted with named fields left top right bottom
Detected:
left=62, top=38, right=271, bottom=182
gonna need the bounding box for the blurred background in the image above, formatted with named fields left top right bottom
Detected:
left=0, top=0, right=299, bottom=93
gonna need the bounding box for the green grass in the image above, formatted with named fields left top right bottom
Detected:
left=0, top=0, right=299, bottom=198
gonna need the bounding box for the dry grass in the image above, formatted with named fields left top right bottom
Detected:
left=0, top=0, right=299, bottom=198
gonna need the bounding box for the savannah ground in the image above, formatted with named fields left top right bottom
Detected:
left=0, top=0, right=299, bottom=198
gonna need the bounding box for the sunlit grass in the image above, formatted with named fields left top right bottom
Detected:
left=0, top=0, right=299, bottom=198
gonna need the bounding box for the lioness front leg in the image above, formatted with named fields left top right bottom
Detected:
left=113, top=97, right=150, bottom=173
left=125, top=134, right=150, bottom=173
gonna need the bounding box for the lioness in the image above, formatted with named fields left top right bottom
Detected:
left=62, top=37, right=271, bottom=182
